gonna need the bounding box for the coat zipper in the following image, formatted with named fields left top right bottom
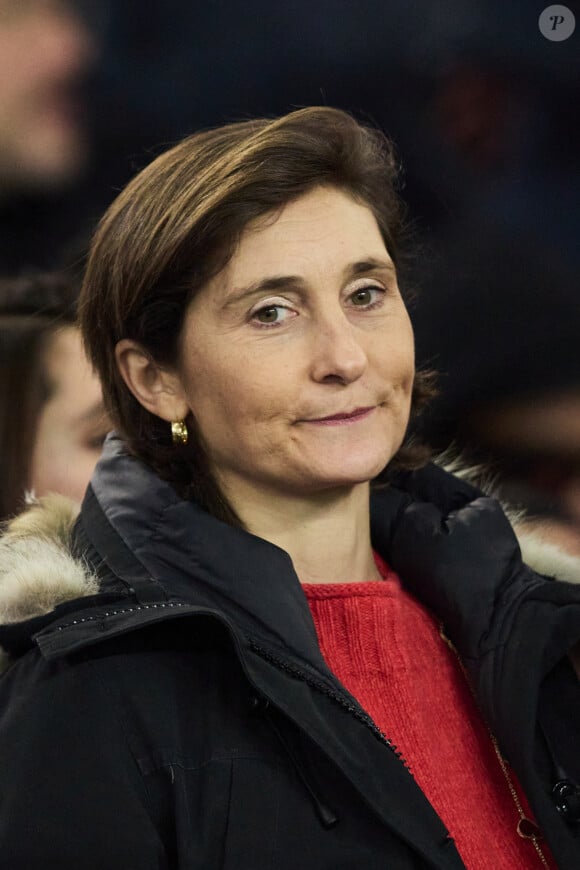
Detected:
left=248, top=638, right=411, bottom=769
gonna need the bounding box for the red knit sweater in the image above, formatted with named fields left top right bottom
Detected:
left=302, top=557, right=553, bottom=869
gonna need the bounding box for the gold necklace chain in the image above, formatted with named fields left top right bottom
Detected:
left=439, top=624, right=551, bottom=869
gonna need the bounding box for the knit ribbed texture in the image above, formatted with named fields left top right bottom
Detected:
left=303, top=557, right=553, bottom=869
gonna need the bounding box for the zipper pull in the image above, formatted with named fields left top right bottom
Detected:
left=516, top=818, right=542, bottom=839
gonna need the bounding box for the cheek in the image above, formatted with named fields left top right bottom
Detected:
left=186, top=366, right=240, bottom=423
left=194, top=379, right=281, bottom=439
left=184, top=348, right=285, bottom=432
left=31, top=436, right=95, bottom=502
left=393, top=317, right=415, bottom=384
left=30, top=403, right=88, bottom=498
left=63, top=449, right=100, bottom=502
left=375, top=332, right=415, bottom=393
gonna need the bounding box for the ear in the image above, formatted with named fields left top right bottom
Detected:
left=115, top=339, right=190, bottom=423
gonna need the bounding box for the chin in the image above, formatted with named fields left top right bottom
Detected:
left=308, top=455, right=394, bottom=489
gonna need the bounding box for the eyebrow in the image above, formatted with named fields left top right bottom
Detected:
left=223, top=257, right=396, bottom=308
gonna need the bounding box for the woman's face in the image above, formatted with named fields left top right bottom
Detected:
left=175, top=186, right=415, bottom=500
left=29, top=326, right=110, bottom=502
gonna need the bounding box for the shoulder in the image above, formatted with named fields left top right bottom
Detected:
left=382, top=459, right=580, bottom=587
left=373, top=460, right=580, bottom=656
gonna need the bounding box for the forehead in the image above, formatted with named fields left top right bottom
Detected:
left=221, top=186, right=390, bottom=284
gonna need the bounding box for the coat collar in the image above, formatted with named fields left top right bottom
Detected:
left=84, top=434, right=328, bottom=666
left=1, top=433, right=580, bottom=675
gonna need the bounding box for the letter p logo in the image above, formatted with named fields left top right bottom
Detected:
left=539, top=5, right=576, bottom=40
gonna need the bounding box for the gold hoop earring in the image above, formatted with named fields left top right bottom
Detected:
left=171, top=419, right=188, bottom=446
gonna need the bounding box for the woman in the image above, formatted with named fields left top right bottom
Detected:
left=0, top=273, right=110, bottom=521
left=0, top=108, right=579, bottom=869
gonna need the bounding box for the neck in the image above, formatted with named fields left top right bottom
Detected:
left=223, top=479, right=381, bottom=585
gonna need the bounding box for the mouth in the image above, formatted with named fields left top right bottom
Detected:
left=302, top=406, right=376, bottom=426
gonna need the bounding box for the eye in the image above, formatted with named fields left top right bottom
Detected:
left=251, top=303, right=295, bottom=327
left=349, top=284, right=385, bottom=308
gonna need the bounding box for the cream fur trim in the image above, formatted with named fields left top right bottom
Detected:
left=0, top=496, right=99, bottom=671
left=0, top=495, right=99, bottom=624
left=517, top=531, right=580, bottom=586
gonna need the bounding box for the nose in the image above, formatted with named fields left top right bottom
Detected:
left=309, top=310, right=368, bottom=385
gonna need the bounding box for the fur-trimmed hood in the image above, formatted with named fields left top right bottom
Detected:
left=1, top=442, right=580, bottom=675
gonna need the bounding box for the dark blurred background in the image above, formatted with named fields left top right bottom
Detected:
left=1, top=0, right=579, bottom=545
left=3, top=0, right=578, bottom=270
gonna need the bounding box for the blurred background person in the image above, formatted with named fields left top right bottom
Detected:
left=0, top=273, right=110, bottom=522
left=0, top=0, right=94, bottom=192
left=412, top=222, right=580, bottom=555
left=0, top=0, right=96, bottom=273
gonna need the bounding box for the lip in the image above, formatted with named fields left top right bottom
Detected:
left=302, top=406, right=375, bottom=426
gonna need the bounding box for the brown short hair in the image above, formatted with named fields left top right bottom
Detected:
left=79, top=106, right=434, bottom=524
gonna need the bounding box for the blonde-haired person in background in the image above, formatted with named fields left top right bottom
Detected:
left=0, top=108, right=579, bottom=869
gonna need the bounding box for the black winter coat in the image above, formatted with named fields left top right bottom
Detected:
left=1, top=435, right=580, bottom=869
